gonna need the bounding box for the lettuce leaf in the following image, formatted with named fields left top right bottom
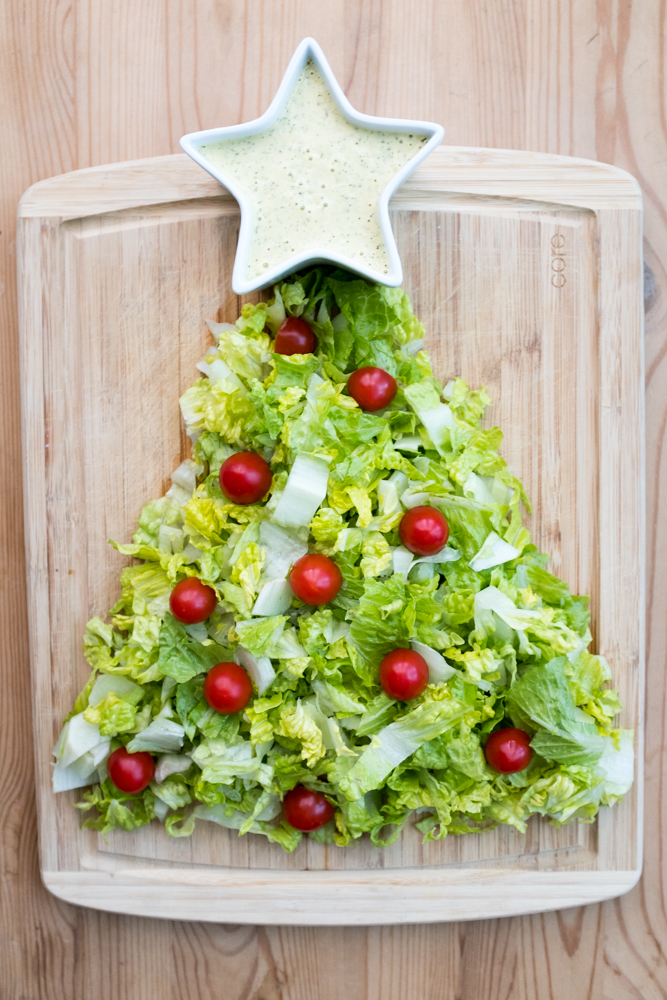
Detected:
left=158, top=613, right=227, bottom=683
left=55, top=266, right=631, bottom=851
left=338, top=697, right=468, bottom=799
left=507, top=658, right=607, bottom=765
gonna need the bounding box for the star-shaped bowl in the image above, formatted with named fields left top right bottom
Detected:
left=180, top=37, right=444, bottom=294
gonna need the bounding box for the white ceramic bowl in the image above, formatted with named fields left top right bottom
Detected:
left=180, top=37, right=444, bottom=294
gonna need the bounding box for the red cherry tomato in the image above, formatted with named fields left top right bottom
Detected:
left=169, top=577, right=217, bottom=624
left=283, top=786, right=335, bottom=832
left=379, top=648, right=429, bottom=701
left=399, top=505, right=449, bottom=556
left=204, top=662, right=253, bottom=714
left=219, top=452, right=272, bottom=505
left=484, top=727, right=533, bottom=773
left=347, top=366, right=397, bottom=411
left=107, top=746, right=155, bottom=794
left=289, top=553, right=342, bottom=606
left=274, top=317, right=316, bottom=355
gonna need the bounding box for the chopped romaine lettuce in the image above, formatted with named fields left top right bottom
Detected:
left=53, top=267, right=631, bottom=848
left=272, top=454, right=330, bottom=528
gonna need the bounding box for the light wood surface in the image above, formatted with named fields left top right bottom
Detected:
left=18, top=150, right=643, bottom=923
left=2, top=0, right=664, bottom=995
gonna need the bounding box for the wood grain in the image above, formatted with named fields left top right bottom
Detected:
left=1, top=0, right=665, bottom=996
left=18, top=151, right=642, bottom=920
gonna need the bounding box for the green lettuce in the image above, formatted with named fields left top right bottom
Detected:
left=338, top=696, right=469, bottom=800
left=54, top=266, right=632, bottom=848
left=507, top=658, right=607, bottom=765
left=158, top=614, right=228, bottom=683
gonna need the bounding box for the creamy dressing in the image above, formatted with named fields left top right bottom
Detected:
left=200, top=61, right=428, bottom=281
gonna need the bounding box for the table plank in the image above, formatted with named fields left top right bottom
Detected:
left=1, top=1, right=664, bottom=997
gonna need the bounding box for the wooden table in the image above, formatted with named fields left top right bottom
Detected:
left=1, top=3, right=663, bottom=997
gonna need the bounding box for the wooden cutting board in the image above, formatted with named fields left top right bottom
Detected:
left=18, top=148, right=644, bottom=925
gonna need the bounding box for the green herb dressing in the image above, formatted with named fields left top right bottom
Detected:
left=199, top=60, right=428, bottom=281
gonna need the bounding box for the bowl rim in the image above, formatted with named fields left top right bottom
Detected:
left=179, top=36, right=445, bottom=294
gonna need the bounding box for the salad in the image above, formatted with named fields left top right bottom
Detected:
left=52, top=267, right=633, bottom=851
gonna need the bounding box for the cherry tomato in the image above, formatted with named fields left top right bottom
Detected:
left=484, top=727, right=533, bottom=773
left=204, top=662, right=253, bottom=715
left=219, top=451, right=272, bottom=505
left=289, top=553, right=342, bottom=606
left=169, top=577, right=217, bottom=624
left=107, top=746, right=155, bottom=794
left=399, top=505, right=449, bottom=556
left=283, top=786, right=335, bottom=832
left=347, top=366, right=397, bottom=411
left=274, top=317, right=316, bottom=355
left=379, top=648, right=429, bottom=701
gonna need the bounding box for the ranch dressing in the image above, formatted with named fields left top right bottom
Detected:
left=199, top=60, right=429, bottom=281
